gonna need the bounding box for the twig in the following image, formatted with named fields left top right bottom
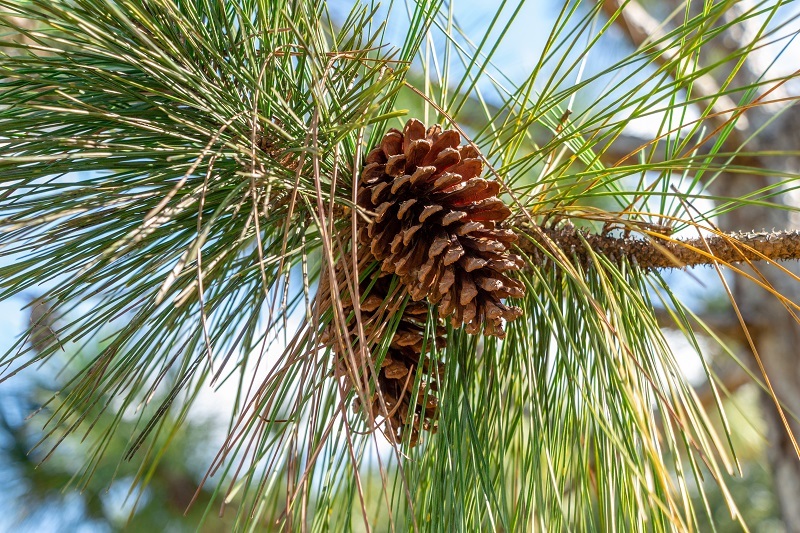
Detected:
left=516, top=224, right=800, bottom=271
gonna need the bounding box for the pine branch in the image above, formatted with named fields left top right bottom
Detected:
left=516, top=224, right=800, bottom=270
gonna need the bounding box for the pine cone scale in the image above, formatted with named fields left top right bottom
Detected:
left=410, top=165, right=437, bottom=186
left=419, top=204, right=443, bottom=222
left=441, top=211, right=467, bottom=226
left=425, top=130, right=460, bottom=163
left=432, top=148, right=461, bottom=173
left=431, top=171, right=463, bottom=191
left=385, top=154, right=406, bottom=176
left=382, top=130, right=403, bottom=156
left=443, top=240, right=464, bottom=265
left=406, top=139, right=431, bottom=164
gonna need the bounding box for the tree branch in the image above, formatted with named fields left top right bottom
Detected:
left=516, top=224, right=800, bottom=270
left=600, top=0, right=748, bottom=134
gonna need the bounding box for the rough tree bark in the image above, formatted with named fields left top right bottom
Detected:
left=515, top=226, right=800, bottom=270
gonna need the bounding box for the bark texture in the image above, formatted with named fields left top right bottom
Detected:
left=515, top=225, right=800, bottom=271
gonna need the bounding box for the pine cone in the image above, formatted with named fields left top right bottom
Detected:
left=322, top=257, right=446, bottom=446
left=351, top=277, right=446, bottom=447
left=255, top=128, right=298, bottom=170
left=358, top=119, right=525, bottom=338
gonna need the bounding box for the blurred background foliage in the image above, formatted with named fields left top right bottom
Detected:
left=0, top=306, right=232, bottom=531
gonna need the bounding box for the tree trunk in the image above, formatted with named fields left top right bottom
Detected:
left=720, top=141, right=800, bottom=533
left=603, top=0, right=800, bottom=527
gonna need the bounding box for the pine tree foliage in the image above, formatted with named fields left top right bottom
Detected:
left=1, top=0, right=799, bottom=530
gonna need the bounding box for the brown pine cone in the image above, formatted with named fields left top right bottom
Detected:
left=255, top=128, right=298, bottom=171
left=322, top=258, right=446, bottom=447
left=351, top=279, right=446, bottom=447
left=358, top=119, right=525, bottom=338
